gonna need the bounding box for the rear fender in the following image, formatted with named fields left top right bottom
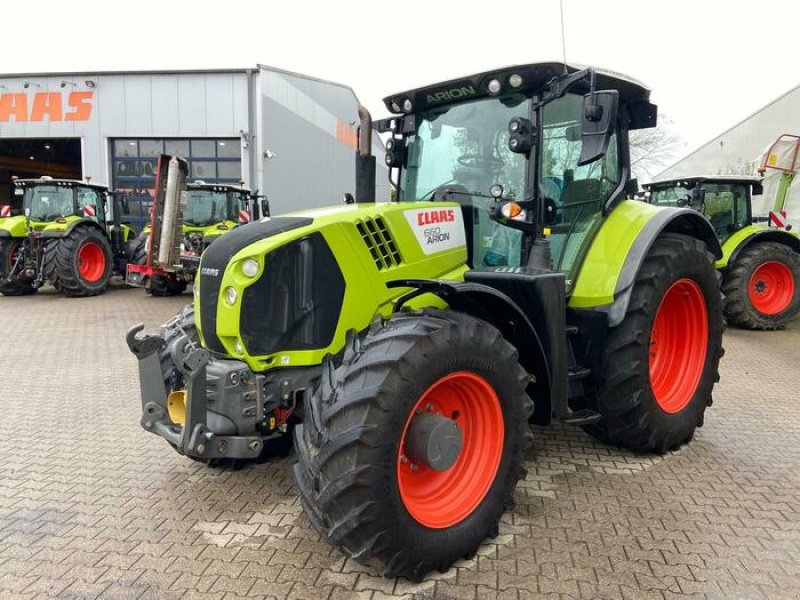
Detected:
left=0, top=216, right=29, bottom=238
left=571, top=201, right=721, bottom=326
left=723, top=226, right=800, bottom=270
left=40, top=216, right=105, bottom=239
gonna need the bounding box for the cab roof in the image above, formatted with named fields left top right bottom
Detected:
left=13, top=178, right=108, bottom=191
left=644, top=175, right=763, bottom=189
left=188, top=182, right=251, bottom=194
left=383, top=62, right=652, bottom=115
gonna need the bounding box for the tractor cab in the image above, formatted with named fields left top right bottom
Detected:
left=13, top=177, right=109, bottom=229
left=183, top=182, right=267, bottom=252
left=645, top=176, right=761, bottom=243
left=378, top=63, right=656, bottom=287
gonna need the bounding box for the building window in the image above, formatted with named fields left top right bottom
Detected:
left=111, top=138, right=242, bottom=213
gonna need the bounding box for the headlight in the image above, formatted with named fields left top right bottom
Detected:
left=233, top=338, right=244, bottom=354
left=225, top=286, right=238, bottom=306
left=487, top=79, right=502, bottom=95
left=242, top=259, right=259, bottom=278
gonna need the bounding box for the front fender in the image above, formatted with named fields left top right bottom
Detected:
left=389, top=278, right=554, bottom=423
left=570, top=200, right=722, bottom=326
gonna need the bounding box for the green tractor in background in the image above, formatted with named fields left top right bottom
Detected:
left=645, top=176, right=800, bottom=329
left=126, top=162, right=269, bottom=296
left=129, top=63, right=725, bottom=579
left=0, top=177, right=133, bottom=296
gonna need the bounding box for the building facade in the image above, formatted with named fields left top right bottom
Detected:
left=0, top=65, right=389, bottom=216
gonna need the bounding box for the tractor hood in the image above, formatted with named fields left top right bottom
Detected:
left=194, top=202, right=469, bottom=373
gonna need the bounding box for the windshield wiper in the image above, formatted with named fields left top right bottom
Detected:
left=418, top=179, right=457, bottom=202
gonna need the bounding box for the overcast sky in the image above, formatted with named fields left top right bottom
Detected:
left=2, top=0, right=798, bottom=155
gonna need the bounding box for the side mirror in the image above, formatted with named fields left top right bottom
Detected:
left=624, top=178, right=639, bottom=197
left=384, top=137, right=406, bottom=168
left=578, top=90, right=618, bottom=166
left=508, top=117, right=534, bottom=154
left=261, top=199, right=270, bottom=217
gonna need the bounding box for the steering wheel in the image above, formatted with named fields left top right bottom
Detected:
left=457, top=154, right=503, bottom=170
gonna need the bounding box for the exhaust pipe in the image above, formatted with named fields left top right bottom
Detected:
left=355, top=105, right=376, bottom=203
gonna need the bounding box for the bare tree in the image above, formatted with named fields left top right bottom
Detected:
left=629, top=115, right=687, bottom=182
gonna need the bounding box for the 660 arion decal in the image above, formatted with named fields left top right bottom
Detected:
left=404, top=208, right=466, bottom=255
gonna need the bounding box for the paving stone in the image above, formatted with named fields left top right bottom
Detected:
left=0, top=287, right=797, bottom=600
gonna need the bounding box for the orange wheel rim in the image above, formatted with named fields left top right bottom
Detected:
left=649, top=279, right=708, bottom=414
left=397, top=371, right=504, bottom=529
left=748, top=261, right=795, bottom=315
left=77, top=241, right=106, bottom=283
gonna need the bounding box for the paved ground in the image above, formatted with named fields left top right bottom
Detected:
left=0, top=283, right=798, bottom=600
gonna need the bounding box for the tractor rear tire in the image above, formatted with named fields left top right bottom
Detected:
left=0, top=240, right=37, bottom=296
left=42, top=239, right=60, bottom=289
left=585, top=233, right=723, bottom=454
left=722, top=242, right=800, bottom=330
left=54, top=226, right=113, bottom=297
left=293, top=310, right=533, bottom=580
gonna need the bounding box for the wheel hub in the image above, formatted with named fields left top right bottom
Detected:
left=404, top=413, right=463, bottom=472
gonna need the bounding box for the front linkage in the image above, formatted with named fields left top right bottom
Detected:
left=126, top=320, right=268, bottom=461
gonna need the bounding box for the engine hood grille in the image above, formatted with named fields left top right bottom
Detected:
left=198, top=217, right=313, bottom=353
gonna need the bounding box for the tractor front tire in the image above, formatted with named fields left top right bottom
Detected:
left=722, top=242, right=800, bottom=330
left=150, top=274, right=187, bottom=297
left=127, top=233, right=148, bottom=266
left=54, top=226, right=113, bottom=297
left=586, top=233, right=723, bottom=453
left=293, top=310, right=533, bottom=580
left=0, top=240, right=37, bottom=296
left=128, top=234, right=187, bottom=296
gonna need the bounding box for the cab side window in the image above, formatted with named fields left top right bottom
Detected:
left=76, top=188, right=104, bottom=222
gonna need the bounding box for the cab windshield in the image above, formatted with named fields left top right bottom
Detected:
left=24, top=186, right=75, bottom=221
left=184, top=190, right=232, bottom=226
left=400, top=96, right=530, bottom=267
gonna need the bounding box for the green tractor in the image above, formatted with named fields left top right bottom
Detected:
left=0, top=177, right=133, bottom=296
left=644, top=176, right=800, bottom=329
left=126, top=158, right=269, bottom=296
left=128, top=63, right=724, bottom=579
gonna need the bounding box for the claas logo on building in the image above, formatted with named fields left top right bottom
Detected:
left=0, top=91, right=94, bottom=122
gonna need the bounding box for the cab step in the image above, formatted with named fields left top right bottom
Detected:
left=561, top=409, right=602, bottom=426
left=568, top=365, right=591, bottom=380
